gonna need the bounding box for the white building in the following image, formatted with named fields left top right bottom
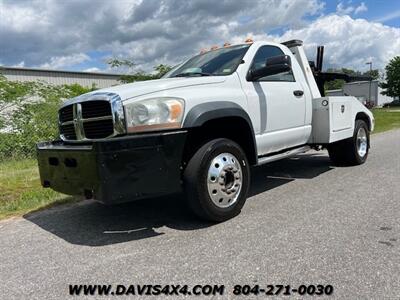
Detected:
left=0, top=66, right=123, bottom=89
left=326, top=80, right=394, bottom=107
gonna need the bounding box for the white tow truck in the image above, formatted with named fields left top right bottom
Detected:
left=37, top=39, right=374, bottom=222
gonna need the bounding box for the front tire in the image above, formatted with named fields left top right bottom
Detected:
left=328, top=119, right=370, bottom=166
left=183, top=138, right=250, bottom=222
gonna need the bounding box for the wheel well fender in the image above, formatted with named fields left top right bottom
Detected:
left=183, top=101, right=253, bottom=128
left=355, top=112, right=371, bottom=131
left=182, top=102, right=257, bottom=165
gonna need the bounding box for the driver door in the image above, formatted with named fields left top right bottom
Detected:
left=242, top=45, right=307, bottom=155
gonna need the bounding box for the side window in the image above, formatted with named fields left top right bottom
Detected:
left=249, top=46, right=295, bottom=82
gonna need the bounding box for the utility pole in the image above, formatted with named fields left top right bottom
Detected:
left=366, top=61, right=372, bottom=106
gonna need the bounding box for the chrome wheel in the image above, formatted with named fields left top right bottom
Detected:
left=356, top=127, right=368, bottom=157
left=207, top=153, right=242, bottom=208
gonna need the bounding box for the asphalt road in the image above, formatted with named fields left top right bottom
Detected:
left=1, top=130, right=399, bottom=299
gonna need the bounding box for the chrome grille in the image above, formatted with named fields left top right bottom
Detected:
left=83, top=119, right=114, bottom=139
left=59, top=100, right=114, bottom=141
left=59, top=105, right=73, bottom=123
left=81, top=101, right=112, bottom=118
left=59, top=123, right=76, bottom=140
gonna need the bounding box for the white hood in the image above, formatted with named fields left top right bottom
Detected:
left=92, top=76, right=227, bottom=101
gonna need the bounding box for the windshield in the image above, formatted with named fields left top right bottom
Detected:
left=164, top=44, right=250, bottom=78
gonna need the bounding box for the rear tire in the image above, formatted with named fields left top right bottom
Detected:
left=328, top=119, right=370, bottom=166
left=183, top=138, right=250, bottom=222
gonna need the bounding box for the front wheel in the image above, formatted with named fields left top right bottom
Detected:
left=183, top=138, right=250, bottom=222
left=328, top=119, right=370, bottom=166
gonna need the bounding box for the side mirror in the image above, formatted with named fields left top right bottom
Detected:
left=247, top=55, right=292, bottom=81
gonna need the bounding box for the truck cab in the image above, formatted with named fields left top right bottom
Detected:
left=238, top=41, right=314, bottom=154
left=37, top=39, right=374, bottom=222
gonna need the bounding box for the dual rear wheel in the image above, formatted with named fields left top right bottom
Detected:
left=328, top=119, right=370, bottom=166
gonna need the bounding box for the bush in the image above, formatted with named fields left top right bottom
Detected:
left=382, top=100, right=400, bottom=107
left=0, top=76, right=95, bottom=161
left=0, top=133, right=30, bottom=161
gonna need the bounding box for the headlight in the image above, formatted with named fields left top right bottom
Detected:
left=124, top=97, right=185, bottom=133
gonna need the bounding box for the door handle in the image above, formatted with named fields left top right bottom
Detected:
left=293, top=90, right=304, bottom=96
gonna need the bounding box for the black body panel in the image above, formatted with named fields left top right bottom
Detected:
left=183, top=101, right=254, bottom=129
left=183, top=101, right=258, bottom=163
left=37, top=131, right=187, bottom=204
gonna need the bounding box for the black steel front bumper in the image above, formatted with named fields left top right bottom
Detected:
left=36, top=131, right=187, bottom=204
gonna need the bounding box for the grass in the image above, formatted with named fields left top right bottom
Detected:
left=0, top=159, right=79, bottom=220
left=0, top=108, right=399, bottom=221
left=371, top=107, right=400, bottom=133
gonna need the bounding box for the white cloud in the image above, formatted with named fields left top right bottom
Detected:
left=354, top=2, right=367, bottom=14
left=11, top=61, right=25, bottom=68
left=336, top=1, right=367, bottom=15
left=83, top=67, right=101, bottom=73
left=336, top=2, right=354, bottom=15
left=277, top=15, right=400, bottom=70
left=0, top=0, right=324, bottom=69
left=103, top=0, right=326, bottom=72
left=39, top=53, right=90, bottom=69
left=0, top=0, right=397, bottom=74
left=0, top=1, right=49, bottom=32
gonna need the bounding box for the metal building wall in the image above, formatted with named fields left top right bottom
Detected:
left=1, top=67, right=122, bottom=89
left=342, top=81, right=378, bottom=105
left=327, top=81, right=394, bottom=106
left=325, top=89, right=344, bottom=96
left=342, top=81, right=393, bottom=106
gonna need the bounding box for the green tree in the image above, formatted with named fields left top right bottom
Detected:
left=364, top=69, right=380, bottom=80
left=107, top=58, right=136, bottom=69
left=324, top=79, right=345, bottom=91
left=324, top=68, right=354, bottom=91
left=323, top=67, right=380, bottom=92
left=107, top=58, right=172, bottom=83
left=63, top=83, right=97, bottom=96
left=381, top=56, right=400, bottom=98
left=154, top=64, right=173, bottom=77
left=340, top=68, right=360, bottom=76
left=119, top=71, right=154, bottom=83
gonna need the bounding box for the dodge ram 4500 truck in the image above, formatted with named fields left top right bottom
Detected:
left=37, top=40, right=374, bottom=222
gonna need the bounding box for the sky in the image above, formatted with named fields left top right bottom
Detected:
left=0, top=0, right=399, bottom=74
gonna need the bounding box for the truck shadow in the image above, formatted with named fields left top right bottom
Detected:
left=249, top=152, right=333, bottom=196
left=24, top=152, right=333, bottom=247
